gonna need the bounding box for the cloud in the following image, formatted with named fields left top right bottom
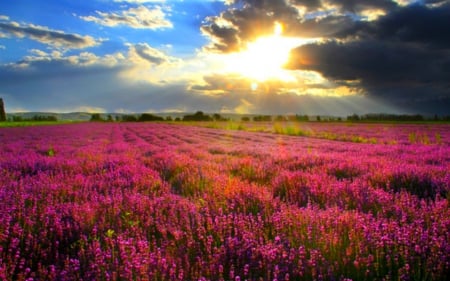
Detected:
left=368, top=3, right=450, bottom=48
left=0, top=52, right=128, bottom=112
left=80, top=5, right=172, bottom=29
left=190, top=73, right=253, bottom=95
left=0, top=19, right=99, bottom=50
left=118, top=42, right=182, bottom=84
left=286, top=3, right=450, bottom=114
left=201, top=0, right=301, bottom=52
left=128, top=43, right=174, bottom=65
left=200, top=0, right=401, bottom=53
left=9, top=48, right=125, bottom=70
left=0, top=45, right=394, bottom=116
left=199, top=1, right=450, bottom=114
left=322, top=0, right=398, bottom=14
left=46, top=106, right=108, bottom=114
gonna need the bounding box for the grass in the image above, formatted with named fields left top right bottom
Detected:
left=196, top=121, right=382, bottom=144
left=0, top=120, right=81, bottom=127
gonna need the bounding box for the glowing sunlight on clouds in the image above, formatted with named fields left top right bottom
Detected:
left=203, top=22, right=320, bottom=92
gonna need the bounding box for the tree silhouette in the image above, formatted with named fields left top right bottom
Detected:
left=0, top=98, right=6, bottom=122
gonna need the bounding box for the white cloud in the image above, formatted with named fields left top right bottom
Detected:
left=392, top=0, right=420, bottom=6
left=80, top=5, right=172, bottom=29
left=60, top=106, right=107, bottom=113
left=0, top=19, right=100, bottom=50
left=128, top=42, right=174, bottom=65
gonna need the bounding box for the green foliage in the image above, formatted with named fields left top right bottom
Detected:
left=253, top=115, right=272, bottom=122
left=122, top=115, right=138, bottom=122
left=183, top=111, right=213, bottom=121
left=212, top=113, right=227, bottom=121
left=347, top=113, right=426, bottom=122
left=138, top=113, right=164, bottom=122
left=105, top=229, right=115, bottom=238
left=9, top=115, right=57, bottom=122
left=408, top=132, right=431, bottom=144
left=46, top=147, right=55, bottom=157
left=90, top=113, right=103, bottom=122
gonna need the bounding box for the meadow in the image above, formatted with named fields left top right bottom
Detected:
left=0, top=122, right=449, bottom=280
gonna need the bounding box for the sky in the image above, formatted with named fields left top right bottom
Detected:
left=0, top=0, right=449, bottom=116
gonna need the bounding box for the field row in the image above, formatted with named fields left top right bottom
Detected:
left=200, top=121, right=450, bottom=145
left=0, top=123, right=449, bottom=280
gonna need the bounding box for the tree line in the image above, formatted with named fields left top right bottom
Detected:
left=8, top=115, right=58, bottom=122
left=346, top=113, right=450, bottom=122
left=91, top=111, right=450, bottom=123
left=90, top=111, right=228, bottom=122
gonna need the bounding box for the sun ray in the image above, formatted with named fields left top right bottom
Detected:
left=274, top=21, right=283, bottom=36
left=219, top=22, right=318, bottom=83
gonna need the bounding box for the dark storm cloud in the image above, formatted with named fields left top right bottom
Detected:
left=334, top=3, right=450, bottom=46
left=0, top=21, right=98, bottom=49
left=287, top=40, right=445, bottom=83
left=290, top=14, right=357, bottom=38
left=372, top=4, right=450, bottom=48
left=289, top=0, right=322, bottom=10
left=323, top=0, right=397, bottom=13
left=286, top=3, right=450, bottom=114
left=425, top=0, right=449, bottom=5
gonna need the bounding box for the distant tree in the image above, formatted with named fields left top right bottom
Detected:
left=316, top=116, right=321, bottom=122
left=175, top=117, right=181, bottom=122
left=213, top=113, right=227, bottom=121
left=90, top=113, right=103, bottom=122
left=166, top=116, right=173, bottom=121
left=138, top=113, right=164, bottom=122
left=253, top=115, right=272, bottom=122
left=122, top=115, right=138, bottom=122
left=0, top=98, right=6, bottom=122
left=275, top=115, right=287, bottom=122
left=241, top=116, right=250, bottom=122
left=291, top=114, right=309, bottom=122
left=362, top=113, right=424, bottom=122
left=347, top=114, right=360, bottom=121
left=31, top=115, right=57, bottom=121
left=107, top=115, right=113, bottom=122
left=115, top=115, right=122, bottom=122
left=183, top=111, right=212, bottom=121
left=12, top=116, right=23, bottom=122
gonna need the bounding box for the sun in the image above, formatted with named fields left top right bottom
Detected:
left=250, top=82, right=258, bottom=91
left=221, top=22, right=313, bottom=89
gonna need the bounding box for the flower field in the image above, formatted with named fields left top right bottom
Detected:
left=0, top=122, right=449, bottom=280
